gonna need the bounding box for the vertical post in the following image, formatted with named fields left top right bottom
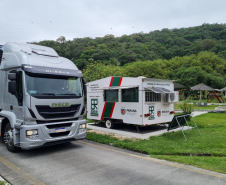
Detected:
left=200, top=90, right=202, bottom=104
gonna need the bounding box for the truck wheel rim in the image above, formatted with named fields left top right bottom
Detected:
left=106, top=120, right=111, bottom=128
left=4, top=130, right=13, bottom=146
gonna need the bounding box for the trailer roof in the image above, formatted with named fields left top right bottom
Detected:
left=90, top=86, right=174, bottom=93
left=93, top=85, right=138, bottom=90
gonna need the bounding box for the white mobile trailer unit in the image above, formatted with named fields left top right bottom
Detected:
left=87, top=76, right=179, bottom=128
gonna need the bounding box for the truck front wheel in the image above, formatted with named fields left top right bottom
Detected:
left=105, top=119, right=115, bottom=129
left=4, top=122, right=20, bottom=153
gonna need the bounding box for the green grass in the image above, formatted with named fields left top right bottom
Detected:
left=86, top=113, right=226, bottom=174
left=154, top=155, right=226, bottom=174
left=0, top=181, right=8, bottom=185
left=174, top=104, right=220, bottom=110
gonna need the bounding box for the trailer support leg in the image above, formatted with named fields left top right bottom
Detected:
left=136, top=126, right=140, bottom=134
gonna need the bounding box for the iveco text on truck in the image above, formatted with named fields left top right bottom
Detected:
left=0, top=43, right=87, bottom=152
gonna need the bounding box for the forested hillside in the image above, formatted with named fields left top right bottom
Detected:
left=34, top=23, right=226, bottom=88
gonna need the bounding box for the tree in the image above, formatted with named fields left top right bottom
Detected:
left=56, top=36, right=66, bottom=43
left=31, top=23, right=226, bottom=75
left=83, top=61, right=124, bottom=82
left=103, top=34, right=115, bottom=43
left=124, top=60, right=169, bottom=79
left=172, top=66, right=206, bottom=87
left=205, top=73, right=226, bottom=89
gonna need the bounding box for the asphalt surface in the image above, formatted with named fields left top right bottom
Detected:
left=0, top=140, right=226, bottom=185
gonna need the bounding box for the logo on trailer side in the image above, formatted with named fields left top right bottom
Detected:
left=91, top=99, right=98, bottom=117
left=121, top=109, right=126, bottom=115
left=157, top=111, right=161, bottom=117
left=148, top=106, right=155, bottom=120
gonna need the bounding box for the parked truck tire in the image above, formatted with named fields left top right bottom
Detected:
left=4, top=122, right=20, bottom=152
left=105, top=119, right=115, bottom=129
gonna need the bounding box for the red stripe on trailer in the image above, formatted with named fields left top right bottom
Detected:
left=102, top=77, right=122, bottom=120
left=109, top=102, right=116, bottom=118
left=118, top=77, right=123, bottom=86
left=109, top=77, right=114, bottom=87
left=101, top=102, right=107, bottom=120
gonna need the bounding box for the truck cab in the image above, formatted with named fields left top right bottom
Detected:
left=0, top=43, right=87, bottom=152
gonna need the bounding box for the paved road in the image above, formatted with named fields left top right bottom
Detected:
left=0, top=140, right=226, bottom=185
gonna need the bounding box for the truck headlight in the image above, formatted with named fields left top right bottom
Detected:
left=79, top=124, right=86, bottom=129
left=79, top=124, right=86, bottom=133
left=26, top=129, right=38, bottom=136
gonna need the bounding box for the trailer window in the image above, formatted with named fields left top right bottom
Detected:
left=122, top=87, right=139, bottom=102
left=104, top=89, right=118, bottom=102
left=145, top=92, right=161, bottom=102
left=163, top=93, right=169, bottom=103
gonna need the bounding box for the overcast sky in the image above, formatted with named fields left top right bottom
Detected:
left=0, top=0, right=226, bottom=45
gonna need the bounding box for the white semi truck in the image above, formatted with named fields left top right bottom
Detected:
left=87, top=76, right=179, bottom=129
left=0, top=43, right=87, bottom=152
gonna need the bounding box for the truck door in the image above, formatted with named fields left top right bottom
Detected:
left=9, top=70, right=24, bottom=120
left=4, top=71, right=10, bottom=110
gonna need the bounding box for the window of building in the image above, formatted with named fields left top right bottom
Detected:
left=145, top=92, right=161, bottom=102
left=122, top=87, right=139, bottom=102
left=104, top=89, right=118, bottom=102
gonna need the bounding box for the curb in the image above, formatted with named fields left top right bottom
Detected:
left=175, top=109, right=226, bottom=113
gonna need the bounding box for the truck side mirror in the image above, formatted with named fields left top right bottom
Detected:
left=82, top=78, right=86, bottom=84
left=8, top=71, right=23, bottom=105
left=8, top=73, right=17, bottom=80
left=82, top=78, right=87, bottom=95
left=8, top=81, right=17, bottom=94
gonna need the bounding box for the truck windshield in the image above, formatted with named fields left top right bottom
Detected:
left=25, top=73, right=83, bottom=97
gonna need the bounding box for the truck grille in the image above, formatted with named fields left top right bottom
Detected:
left=36, top=118, right=78, bottom=124
left=36, top=104, right=80, bottom=119
left=49, top=131, right=70, bottom=138
left=46, top=123, right=73, bottom=129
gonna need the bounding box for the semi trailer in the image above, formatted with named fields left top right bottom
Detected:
left=0, top=43, right=87, bottom=152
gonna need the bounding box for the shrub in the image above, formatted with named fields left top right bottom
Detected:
left=179, top=99, right=196, bottom=114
